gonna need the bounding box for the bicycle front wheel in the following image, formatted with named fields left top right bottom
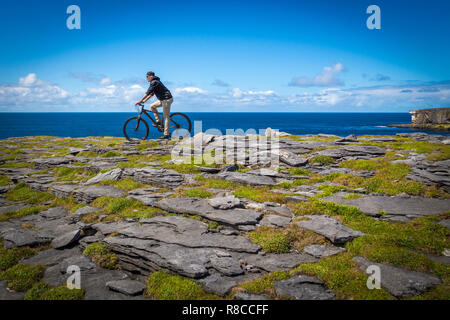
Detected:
left=123, top=117, right=149, bottom=141
left=168, top=113, right=192, bottom=139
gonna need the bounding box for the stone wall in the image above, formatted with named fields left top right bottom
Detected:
left=410, top=108, right=450, bottom=125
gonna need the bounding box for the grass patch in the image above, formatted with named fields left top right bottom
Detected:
left=0, top=264, right=46, bottom=291
left=248, top=226, right=291, bottom=253
left=233, top=186, right=286, bottom=203
left=99, top=178, right=148, bottom=191
left=0, top=174, right=13, bottom=186
left=83, top=242, right=118, bottom=269
left=24, top=282, right=85, bottom=300
left=288, top=168, right=313, bottom=176
left=145, top=270, right=218, bottom=300
left=237, top=271, right=290, bottom=298
left=101, top=151, right=123, bottom=157
left=309, top=155, right=335, bottom=165
left=0, top=161, right=34, bottom=168
left=0, top=205, right=48, bottom=222
left=5, top=182, right=54, bottom=204
left=182, top=188, right=213, bottom=198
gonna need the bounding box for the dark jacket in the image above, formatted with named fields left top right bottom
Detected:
left=146, top=76, right=172, bottom=100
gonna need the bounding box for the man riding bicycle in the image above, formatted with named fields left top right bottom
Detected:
left=135, top=71, right=173, bottom=139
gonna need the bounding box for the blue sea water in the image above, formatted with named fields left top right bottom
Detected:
left=0, top=112, right=448, bottom=139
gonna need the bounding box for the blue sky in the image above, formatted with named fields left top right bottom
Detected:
left=0, top=0, right=449, bottom=112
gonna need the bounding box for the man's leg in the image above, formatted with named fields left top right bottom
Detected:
left=149, top=100, right=162, bottom=124
left=162, top=98, right=173, bottom=136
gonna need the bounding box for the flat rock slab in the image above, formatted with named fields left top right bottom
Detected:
left=353, top=256, right=441, bottom=298
left=127, top=192, right=173, bottom=206
left=324, top=192, right=450, bottom=220
left=73, top=185, right=126, bottom=203
left=118, top=216, right=261, bottom=253
left=133, top=167, right=185, bottom=188
left=259, top=214, right=291, bottom=228
left=244, top=253, right=317, bottom=272
left=303, top=244, right=346, bottom=258
left=279, top=150, right=308, bottom=167
left=21, top=247, right=82, bottom=266
left=106, top=280, right=146, bottom=296
left=274, top=275, right=335, bottom=300
left=296, top=215, right=364, bottom=244
left=208, top=196, right=241, bottom=209
left=1, top=228, right=54, bottom=248
left=50, top=184, right=77, bottom=198
left=154, top=197, right=262, bottom=227
left=0, top=203, right=30, bottom=215
left=216, top=172, right=277, bottom=186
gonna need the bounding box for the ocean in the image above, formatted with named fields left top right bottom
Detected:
left=0, top=112, right=448, bottom=139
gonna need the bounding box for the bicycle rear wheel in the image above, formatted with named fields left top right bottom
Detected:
left=123, top=117, right=149, bottom=141
left=168, top=113, right=192, bottom=139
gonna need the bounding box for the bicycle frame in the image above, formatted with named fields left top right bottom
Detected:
left=135, top=103, right=160, bottom=129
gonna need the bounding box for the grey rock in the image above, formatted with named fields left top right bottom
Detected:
left=133, top=167, right=185, bottom=188
left=208, top=196, right=241, bottom=209
left=92, top=221, right=132, bottom=235
left=274, top=275, right=335, bottom=300
left=279, top=150, right=308, bottom=167
left=59, top=255, right=97, bottom=273
left=233, top=291, right=270, bottom=300
left=51, top=229, right=81, bottom=249
left=127, top=192, right=173, bottom=205
left=127, top=187, right=160, bottom=195
left=303, top=244, right=346, bottom=258
left=106, top=280, right=146, bottom=296
left=438, top=219, right=450, bottom=229
left=209, top=256, right=244, bottom=276
left=40, top=206, right=69, bottom=219
left=0, top=281, right=25, bottom=300
left=154, top=197, right=262, bottom=227
left=0, top=203, right=30, bottom=215
left=84, top=168, right=122, bottom=185
left=220, top=164, right=239, bottom=172
left=217, top=172, right=277, bottom=186
left=66, top=206, right=99, bottom=223
left=73, top=185, right=126, bottom=203
left=324, top=192, right=450, bottom=220
left=1, top=228, right=54, bottom=248
left=353, top=256, right=441, bottom=297
left=296, top=215, right=364, bottom=244
left=21, top=247, right=82, bottom=266
left=32, top=157, right=72, bottom=169
left=50, top=184, right=76, bottom=198
left=259, top=214, right=291, bottom=228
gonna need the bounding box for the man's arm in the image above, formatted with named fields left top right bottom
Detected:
left=135, top=93, right=153, bottom=105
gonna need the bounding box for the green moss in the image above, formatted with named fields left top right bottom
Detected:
left=309, top=155, right=335, bottom=165
left=24, top=281, right=85, bottom=300
left=0, top=264, right=46, bottom=291
left=91, top=196, right=139, bottom=214
left=145, top=270, right=218, bottom=300
left=0, top=243, right=35, bottom=272
left=0, top=161, right=34, bottom=169
left=134, top=140, right=160, bottom=151
left=5, top=182, right=55, bottom=204
left=293, top=253, right=393, bottom=300
left=342, top=193, right=363, bottom=199
left=0, top=205, right=48, bottom=222
left=101, top=151, right=123, bottom=157
left=182, top=188, right=213, bottom=198
left=339, top=159, right=385, bottom=171
left=118, top=207, right=165, bottom=219
left=311, top=184, right=346, bottom=199
left=239, top=271, right=290, bottom=297
left=99, top=178, right=148, bottom=191
left=76, top=151, right=98, bottom=157
left=54, top=167, right=95, bottom=182
left=233, top=186, right=285, bottom=203
left=196, top=178, right=239, bottom=190
left=248, top=227, right=291, bottom=253
left=288, top=168, right=313, bottom=176
left=278, top=181, right=293, bottom=189
left=83, top=242, right=118, bottom=269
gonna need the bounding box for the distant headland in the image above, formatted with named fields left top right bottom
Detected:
left=388, top=107, right=450, bottom=132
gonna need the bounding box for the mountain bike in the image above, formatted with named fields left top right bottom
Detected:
left=123, top=103, right=192, bottom=141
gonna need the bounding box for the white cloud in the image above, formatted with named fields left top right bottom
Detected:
left=289, top=62, right=345, bottom=87
left=174, top=87, right=207, bottom=95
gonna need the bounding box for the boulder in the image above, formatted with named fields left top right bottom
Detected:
left=133, top=167, right=185, bottom=188
left=208, top=196, right=241, bottom=209
left=303, top=244, right=346, bottom=258
left=106, top=280, right=146, bottom=296
left=84, top=168, right=122, bottom=185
